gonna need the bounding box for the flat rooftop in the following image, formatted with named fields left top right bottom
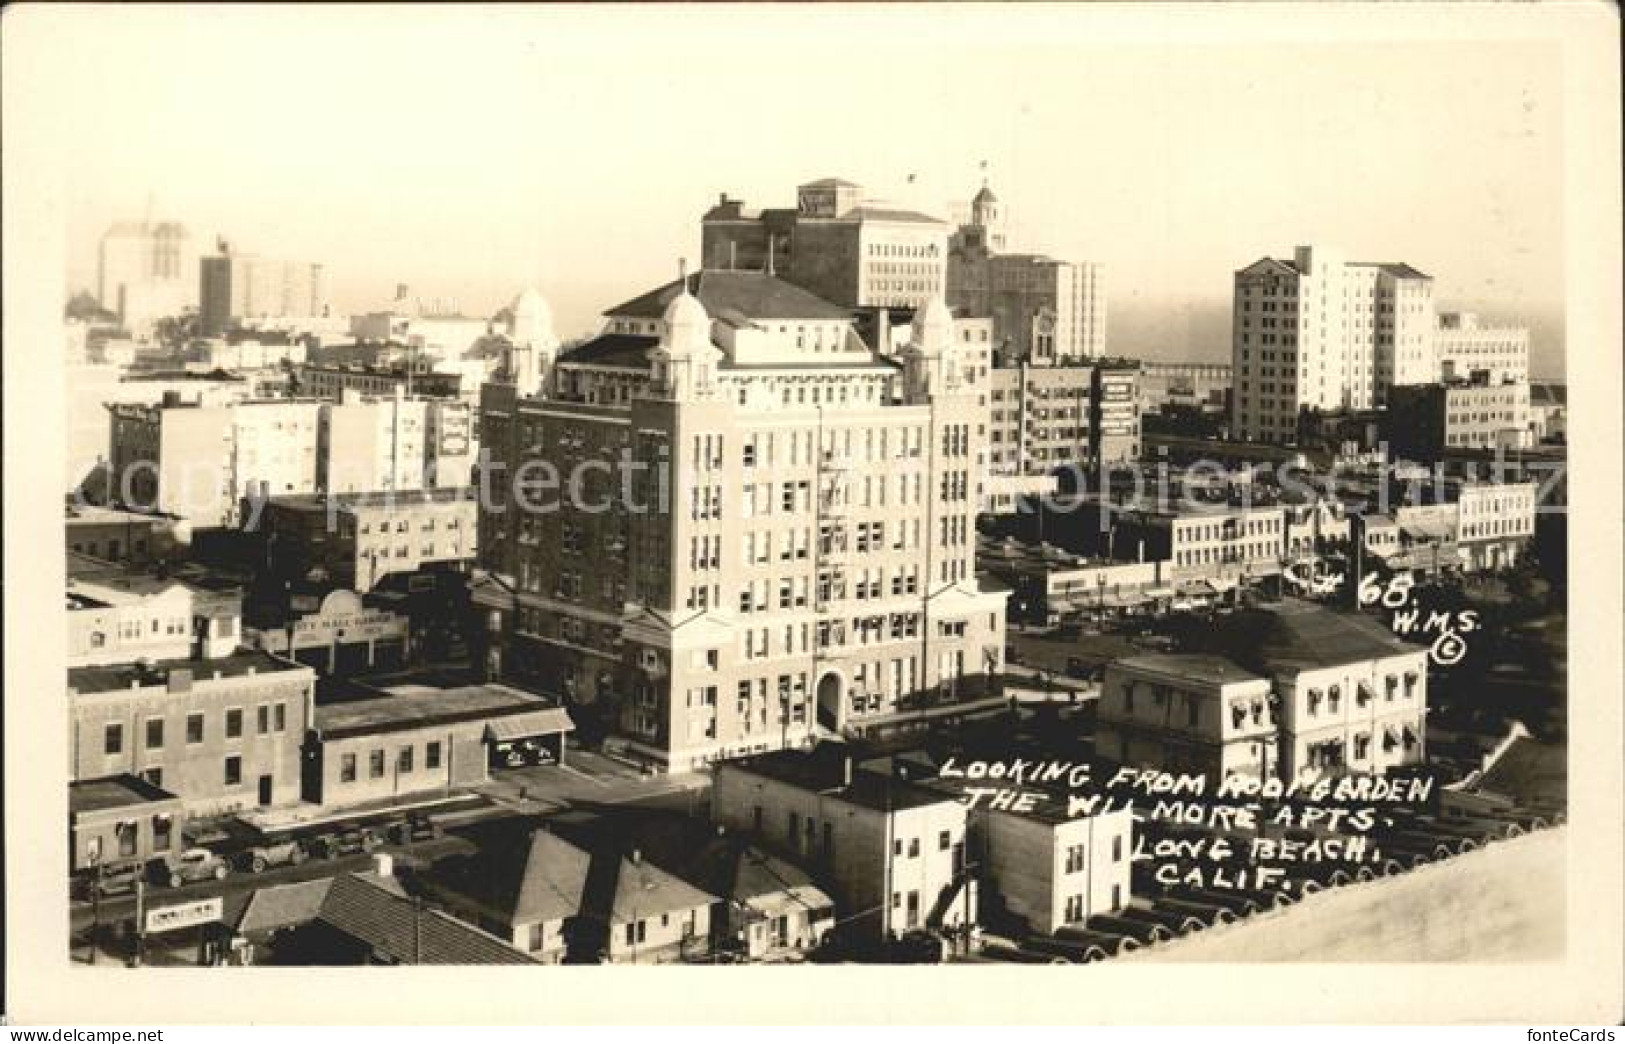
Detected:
left=723, top=746, right=956, bottom=814
left=313, top=681, right=571, bottom=739
left=69, top=649, right=307, bottom=695
left=266, top=488, right=475, bottom=513
left=70, top=774, right=183, bottom=814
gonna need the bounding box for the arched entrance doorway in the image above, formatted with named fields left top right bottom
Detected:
left=816, top=671, right=843, bottom=731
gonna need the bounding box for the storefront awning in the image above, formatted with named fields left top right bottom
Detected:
left=1144, top=587, right=1177, bottom=599
left=484, top=707, right=576, bottom=743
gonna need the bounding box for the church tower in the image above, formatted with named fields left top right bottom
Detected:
left=969, top=181, right=1006, bottom=254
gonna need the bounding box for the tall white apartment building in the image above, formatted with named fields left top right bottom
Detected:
left=1232, top=246, right=1435, bottom=443
left=97, top=220, right=199, bottom=333
left=477, top=272, right=1008, bottom=771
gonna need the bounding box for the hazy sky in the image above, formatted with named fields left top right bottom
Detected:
left=45, top=6, right=1566, bottom=374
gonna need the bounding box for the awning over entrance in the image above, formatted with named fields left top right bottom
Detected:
left=484, top=707, right=576, bottom=743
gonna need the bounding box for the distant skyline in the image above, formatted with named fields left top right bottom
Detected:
left=50, top=7, right=1565, bottom=376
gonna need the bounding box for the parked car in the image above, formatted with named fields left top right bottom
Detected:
left=72, top=860, right=147, bottom=901
left=1065, top=657, right=1092, bottom=680
left=157, top=847, right=230, bottom=888
left=239, top=838, right=307, bottom=874
left=309, top=827, right=384, bottom=860
left=385, top=815, right=439, bottom=845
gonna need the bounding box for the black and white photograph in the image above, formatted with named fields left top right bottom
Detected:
left=3, top=1, right=1620, bottom=1029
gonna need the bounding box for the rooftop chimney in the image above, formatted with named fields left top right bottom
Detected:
left=842, top=755, right=854, bottom=789
left=628, top=848, right=642, bottom=865
left=372, top=852, right=395, bottom=878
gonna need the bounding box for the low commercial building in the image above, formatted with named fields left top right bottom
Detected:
left=296, top=362, right=465, bottom=402
left=1451, top=480, right=1537, bottom=572
left=1109, top=500, right=1287, bottom=591
left=712, top=747, right=975, bottom=942
left=256, top=488, right=478, bottom=594
left=977, top=535, right=1170, bottom=624
left=1097, top=654, right=1279, bottom=782
left=68, top=649, right=316, bottom=817
left=67, top=552, right=243, bottom=669
left=246, top=588, right=411, bottom=676
left=301, top=681, right=574, bottom=810
left=69, top=774, right=187, bottom=873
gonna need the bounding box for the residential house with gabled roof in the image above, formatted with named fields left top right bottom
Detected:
left=419, top=827, right=715, bottom=964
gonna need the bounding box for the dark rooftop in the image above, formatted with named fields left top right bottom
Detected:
left=722, top=745, right=957, bottom=814
left=560, top=333, right=658, bottom=370
left=1351, top=261, right=1432, bottom=280
left=264, top=487, right=475, bottom=513
left=1204, top=599, right=1423, bottom=676
left=70, top=774, right=182, bottom=814
left=69, top=649, right=308, bottom=695
left=1112, top=653, right=1267, bottom=687
left=316, top=873, right=537, bottom=964
left=605, top=271, right=852, bottom=322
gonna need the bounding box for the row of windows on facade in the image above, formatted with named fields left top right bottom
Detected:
left=103, top=813, right=176, bottom=857
left=336, top=740, right=445, bottom=782
left=692, top=473, right=953, bottom=522
left=102, top=701, right=289, bottom=755
left=690, top=425, right=968, bottom=473
left=1305, top=723, right=1422, bottom=768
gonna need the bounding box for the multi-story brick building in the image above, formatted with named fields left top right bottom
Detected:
left=68, top=648, right=315, bottom=816
left=477, top=274, right=1007, bottom=770
left=1232, top=246, right=1436, bottom=443
left=700, top=178, right=951, bottom=310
